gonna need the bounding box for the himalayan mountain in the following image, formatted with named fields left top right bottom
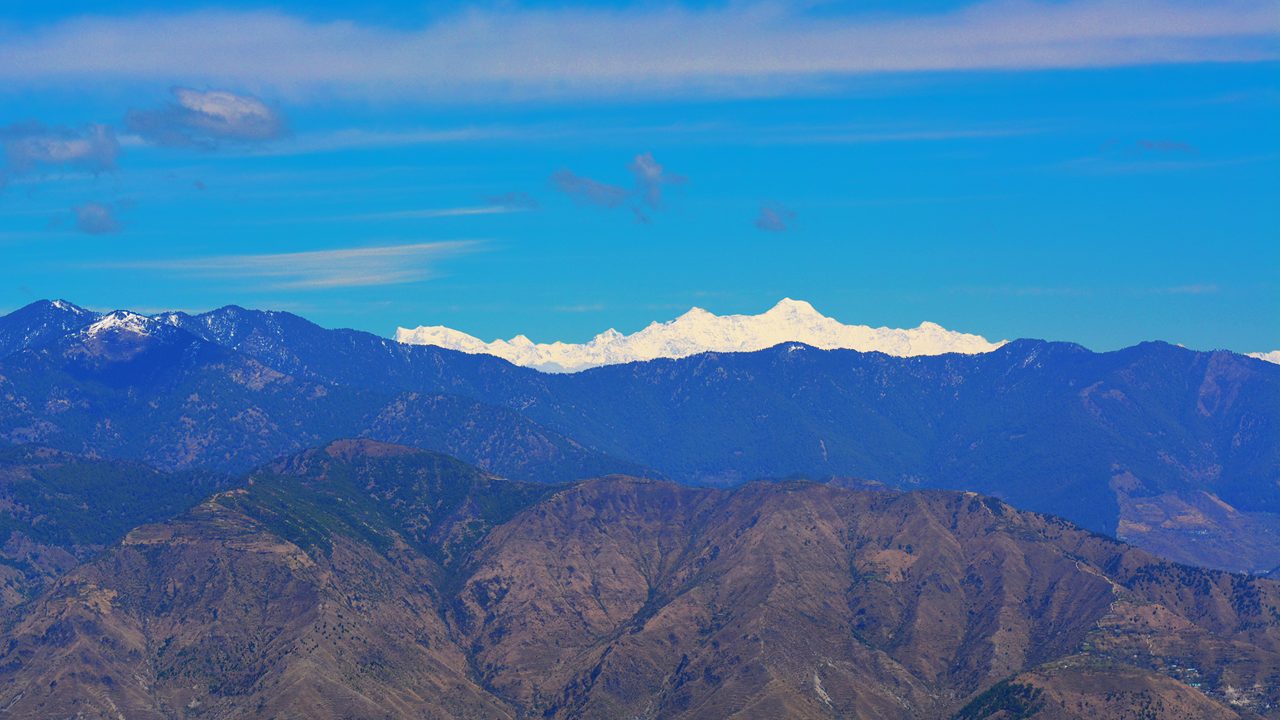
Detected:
left=1, top=299, right=1279, bottom=718
left=396, top=298, right=1008, bottom=372
left=398, top=298, right=1280, bottom=372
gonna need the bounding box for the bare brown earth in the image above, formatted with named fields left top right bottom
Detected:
left=0, top=441, right=1277, bottom=719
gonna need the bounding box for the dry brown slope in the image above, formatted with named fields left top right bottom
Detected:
left=458, top=480, right=1280, bottom=719
left=1, top=442, right=1278, bottom=719
left=0, top=495, right=511, bottom=719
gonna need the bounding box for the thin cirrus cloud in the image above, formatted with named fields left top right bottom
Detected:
left=0, top=1, right=1276, bottom=99
left=100, top=240, right=479, bottom=290
left=1141, top=283, right=1220, bottom=295
left=314, top=205, right=529, bottom=223
left=487, top=191, right=539, bottom=211
left=126, top=87, right=287, bottom=148
left=242, top=121, right=1038, bottom=158
left=953, top=284, right=1222, bottom=297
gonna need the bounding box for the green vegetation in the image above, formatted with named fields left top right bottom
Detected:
left=952, top=680, right=1046, bottom=720
left=219, top=445, right=558, bottom=567
left=0, top=446, right=223, bottom=550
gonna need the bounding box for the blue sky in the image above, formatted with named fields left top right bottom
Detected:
left=0, top=0, right=1277, bottom=352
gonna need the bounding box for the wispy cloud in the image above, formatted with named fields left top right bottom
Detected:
left=0, top=122, right=118, bottom=187
left=240, top=127, right=517, bottom=157
left=2, top=1, right=1275, bottom=100
left=100, top=240, right=479, bottom=290
left=73, top=202, right=121, bottom=235
left=755, top=203, right=795, bottom=232
left=953, top=285, right=1098, bottom=297
left=1058, top=151, right=1278, bottom=174
left=1056, top=137, right=1270, bottom=175
left=752, top=125, right=1042, bottom=146
left=553, top=153, right=684, bottom=222
left=1135, top=140, right=1197, bottom=154
left=555, top=303, right=606, bottom=313
left=630, top=152, right=684, bottom=208
left=1141, top=283, right=1220, bottom=295
left=126, top=87, right=287, bottom=149
left=165, top=120, right=1035, bottom=159
left=316, top=205, right=528, bottom=222
left=551, top=170, right=629, bottom=208
left=953, top=283, right=1223, bottom=297
left=487, top=191, right=539, bottom=211
left=245, top=121, right=728, bottom=157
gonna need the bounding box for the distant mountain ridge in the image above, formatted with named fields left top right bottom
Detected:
left=1, top=299, right=1278, bottom=573
left=396, top=298, right=1007, bottom=372
left=0, top=298, right=97, bottom=358
left=0, top=300, right=641, bottom=484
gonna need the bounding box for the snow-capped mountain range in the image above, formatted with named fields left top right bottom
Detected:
left=396, top=298, right=1009, bottom=372
left=4, top=299, right=1275, bottom=375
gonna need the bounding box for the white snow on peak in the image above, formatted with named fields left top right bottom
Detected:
left=85, top=310, right=156, bottom=338
left=395, top=298, right=1007, bottom=373
left=1248, top=350, right=1280, bottom=365
left=43, top=299, right=94, bottom=317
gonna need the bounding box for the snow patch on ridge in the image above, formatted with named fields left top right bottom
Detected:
left=396, top=298, right=1008, bottom=372
left=50, top=299, right=92, bottom=315
left=85, top=310, right=156, bottom=337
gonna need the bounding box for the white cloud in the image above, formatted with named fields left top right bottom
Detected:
left=1247, top=350, right=1280, bottom=365
left=127, top=87, right=286, bottom=148
left=101, top=240, right=479, bottom=290
left=1, top=1, right=1275, bottom=100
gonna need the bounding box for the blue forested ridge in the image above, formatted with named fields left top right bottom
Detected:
left=0, top=299, right=1276, bottom=552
